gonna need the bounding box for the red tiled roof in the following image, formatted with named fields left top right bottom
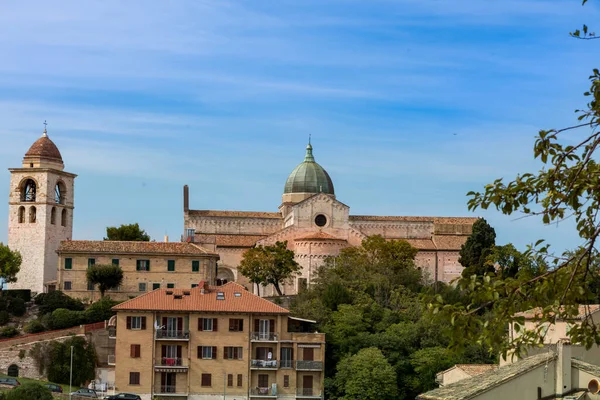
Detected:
left=188, top=210, right=282, bottom=219
left=432, top=235, right=469, bottom=250
left=25, top=135, right=63, bottom=162
left=515, top=305, right=600, bottom=320
left=194, top=234, right=266, bottom=248
left=113, top=282, right=289, bottom=314
left=57, top=241, right=217, bottom=256
left=349, top=215, right=477, bottom=225
left=295, top=232, right=346, bottom=241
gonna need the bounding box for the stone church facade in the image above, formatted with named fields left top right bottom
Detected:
left=184, top=142, right=477, bottom=296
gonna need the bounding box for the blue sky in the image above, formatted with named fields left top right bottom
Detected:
left=1, top=0, right=599, bottom=255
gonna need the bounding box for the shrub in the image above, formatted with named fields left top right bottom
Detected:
left=47, top=336, right=96, bottom=386
left=8, top=297, right=26, bottom=317
left=4, top=382, right=52, bottom=400
left=0, top=326, right=19, bottom=338
left=49, top=308, right=84, bottom=330
left=2, top=289, right=31, bottom=302
left=37, top=291, right=84, bottom=315
left=0, top=311, right=9, bottom=326
left=24, top=320, right=46, bottom=334
left=85, top=297, right=120, bottom=324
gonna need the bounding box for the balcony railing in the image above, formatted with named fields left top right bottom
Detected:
left=296, top=388, right=323, bottom=397
left=280, top=359, right=293, bottom=368
left=156, top=385, right=187, bottom=394
left=155, top=357, right=185, bottom=367
left=296, top=360, right=323, bottom=371
left=155, top=329, right=190, bottom=340
left=107, top=355, right=115, bottom=365
left=250, top=387, right=276, bottom=396
left=108, top=327, right=116, bottom=339
left=251, top=359, right=278, bottom=369
left=250, top=332, right=278, bottom=341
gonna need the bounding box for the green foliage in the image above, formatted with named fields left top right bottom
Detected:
left=46, top=336, right=96, bottom=386
left=408, top=347, right=457, bottom=393
left=104, top=223, right=150, bottom=241
left=49, top=308, right=85, bottom=330
left=86, top=264, right=124, bottom=297
left=0, top=326, right=18, bottom=338
left=459, top=218, right=496, bottom=278
left=24, top=320, right=46, bottom=334
left=8, top=297, right=26, bottom=317
left=36, top=291, right=84, bottom=315
left=238, top=241, right=301, bottom=296
left=0, top=243, right=21, bottom=286
left=0, top=311, right=9, bottom=326
left=18, top=349, right=25, bottom=359
left=2, top=290, right=31, bottom=302
left=335, top=348, right=398, bottom=400
left=3, top=382, right=52, bottom=400
left=29, top=343, right=51, bottom=375
left=84, top=297, right=119, bottom=323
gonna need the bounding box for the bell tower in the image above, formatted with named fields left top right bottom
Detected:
left=7, top=124, right=76, bottom=293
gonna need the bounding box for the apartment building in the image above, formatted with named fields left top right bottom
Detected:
left=111, top=281, right=325, bottom=400
left=56, top=240, right=219, bottom=301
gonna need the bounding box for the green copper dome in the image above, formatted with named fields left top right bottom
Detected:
left=284, top=143, right=335, bottom=195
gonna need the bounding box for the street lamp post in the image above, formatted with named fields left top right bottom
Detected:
left=69, top=346, right=73, bottom=400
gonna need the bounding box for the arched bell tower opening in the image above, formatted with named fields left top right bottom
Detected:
left=7, top=123, right=77, bottom=293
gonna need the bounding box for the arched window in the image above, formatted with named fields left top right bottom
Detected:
left=61, top=209, right=67, bottom=227
left=21, top=179, right=36, bottom=202
left=29, top=206, right=36, bottom=223
left=55, top=181, right=66, bottom=204
left=7, top=364, right=18, bottom=377
left=18, top=207, right=25, bottom=223
left=51, top=207, right=56, bottom=225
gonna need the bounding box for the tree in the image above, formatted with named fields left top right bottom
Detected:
left=46, top=336, right=96, bottom=386
left=238, top=241, right=301, bottom=296
left=3, top=382, right=52, bottom=400
left=427, top=1, right=600, bottom=356
left=0, top=243, right=21, bottom=290
left=459, top=218, right=496, bottom=278
left=335, top=347, right=398, bottom=400
left=86, top=264, right=124, bottom=297
left=104, top=223, right=150, bottom=241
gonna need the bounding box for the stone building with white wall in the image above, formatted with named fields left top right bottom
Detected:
left=7, top=126, right=76, bottom=293
left=184, top=141, right=477, bottom=296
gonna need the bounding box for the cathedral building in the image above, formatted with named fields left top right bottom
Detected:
left=184, top=142, right=477, bottom=296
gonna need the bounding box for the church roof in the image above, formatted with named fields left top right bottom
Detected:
left=25, top=132, right=63, bottom=163
left=188, top=210, right=281, bottom=219
left=284, top=143, right=334, bottom=195
left=194, top=234, right=269, bottom=248
left=57, top=240, right=217, bottom=256
left=295, top=232, right=346, bottom=241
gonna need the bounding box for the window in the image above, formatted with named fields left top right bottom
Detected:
left=64, top=281, right=72, bottom=291
left=130, top=344, right=141, bottom=358
left=61, top=209, right=67, bottom=226
left=237, top=374, right=243, bottom=387
left=167, top=260, right=175, bottom=272
left=136, top=260, right=150, bottom=271
left=29, top=206, right=36, bottom=223
left=258, top=374, right=269, bottom=388
left=112, top=259, right=120, bottom=266
left=197, top=346, right=217, bottom=359
left=126, top=316, right=146, bottom=330
left=50, top=207, right=56, bottom=225
left=314, top=214, right=327, bottom=227
left=21, top=179, right=36, bottom=202
left=216, top=292, right=225, bottom=300
left=55, top=181, right=66, bottom=204
left=152, top=283, right=160, bottom=290
left=65, top=258, right=72, bottom=270
left=284, top=375, right=290, bottom=388
left=18, top=206, right=24, bottom=223
left=138, top=283, right=147, bottom=292
left=224, top=347, right=243, bottom=360
left=167, top=283, right=175, bottom=289
left=198, top=318, right=218, bottom=331
left=129, top=372, right=140, bottom=385
left=192, top=260, right=200, bottom=272
left=201, top=373, right=211, bottom=387
left=227, top=374, right=233, bottom=387
left=88, top=258, right=95, bottom=268
left=229, top=319, right=244, bottom=332
left=87, top=282, right=94, bottom=291
left=191, top=284, right=198, bottom=288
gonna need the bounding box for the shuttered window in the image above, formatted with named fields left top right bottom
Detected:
left=284, top=375, right=290, bottom=388
left=167, top=260, right=175, bottom=272
left=112, top=259, right=119, bottom=266
left=64, top=258, right=72, bottom=270
left=130, top=344, right=141, bottom=358
left=88, top=258, right=95, bottom=268
left=197, top=346, right=217, bottom=359
left=136, top=260, right=150, bottom=271
left=126, top=316, right=146, bottom=330
left=198, top=318, right=218, bottom=331
left=229, top=319, right=244, bottom=332
left=129, top=372, right=140, bottom=385
left=237, top=374, right=243, bottom=387
left=227, top=374, right=233, bottom=387
left=201, top=373, right=211, bottom=387
left=192, top=260, right=200, bottom=272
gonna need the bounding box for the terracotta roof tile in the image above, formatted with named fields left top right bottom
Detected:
left=349, top=216, right=477, bottom=224
left=188, top=210, right=282, bottom=219
left=515, top=305, right=600, bottom=320
left=57, top=240, right=217, bottom=256
left=194, top=234, right=266, bottom=248
left=113, top=282, right=289, bottom=314
left=456, top=364, right=498, bottom=377
left=403, top=238, right=437, bottom=250
left=295, top=232, right=346, bottom=241
left=432, top=235, right=469, bottom=250
left=25, top=135, right=63, bottom=162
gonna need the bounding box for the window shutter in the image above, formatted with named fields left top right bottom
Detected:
left=126, top=317, right=132, bottom=329
left=237, top=374, right=242, bottom=387
left=135, top=345, right=140, bottom=357
left=178, top=317, right=183, bottom=331
left=136, top=260, right=140, bottom=271
left=239, top=347, right=243, bottom=360
left=161, top=346, right=167, bottom=358
left=130, top=345, right=136, bottom=358
left=147, top=260, right=150, bottom=271
left=198, top=318, right=203, bottom=331
left=177, top=346, right=182, bottom=358
left=229, top=319, right=234, bottom=331
left=162, top=317, right=167, bottom=328
left=197, top=346, right=201, bottom=358
left=213, top=318, right=218, bottom=332
left=141, top=317, right=146, bottom=330
left=212, top=346, right=217, bottom=359
left=254, top=319, right=260, bottom=332
left=65, top=258, right=72, bottom=270
left=240, top=319, right=244, bottom=332
left=270, top=319, right=275, bottom=332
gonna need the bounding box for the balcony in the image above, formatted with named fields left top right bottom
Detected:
left=280, top=359, right=293, bottom=369
left=154, top=385, right=188, bottom=397
left=154, top=357, right=189, bottom=371
left=250, top=332, right=278, bottom=342
left=107, top=355, right=115, bottom=366
left=251, top=359, right=278, bottom=370
left=296, top=388, right=323, bottom=399
left=250, top=387, right=277, bottom=397
left=296, top=360, right=323, bottom=371
left=155, top=329, right=190, bottom=341
left=108, top=327, right=116, bottom=339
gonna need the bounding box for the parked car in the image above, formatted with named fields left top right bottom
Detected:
left=104, top=393, right=142, bottom=400
left=70, top=388, right=99, bottom=398
left=44, top=383, right=63, bottom=393
left=0, top=378, right=20, bottom=386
